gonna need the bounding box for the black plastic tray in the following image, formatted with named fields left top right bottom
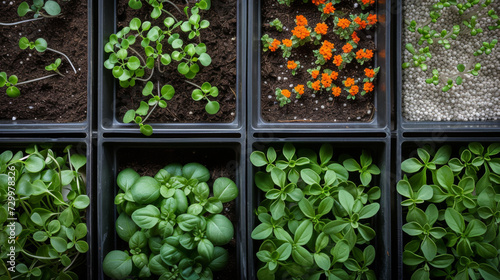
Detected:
left=96, top=137, right=247, bottom=280
left=246, top=136, right=392, bottom=280
left=0, top=138, right=94, bottom=279
left=395, top=0, right=500, bottom=134
left=97, top=0, right=246, bottom=136
left=247, top=1, right=391, bottom=134
left=396, top=136, right=500, bottom=279
left=0, top=0, right=94, bottom=136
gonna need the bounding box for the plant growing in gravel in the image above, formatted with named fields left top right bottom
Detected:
left=17, top=0, right=61, bottom=18
left=250, top=143, right=381, bottom=280
left=398, top=143, right=500, bottom=280
left=102, top=162, right=238, bottom=280
left=0, top=144, right=90, bottom=280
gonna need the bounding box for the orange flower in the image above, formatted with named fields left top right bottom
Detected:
left=292, top=25, right=311, bottom=40
left=333, top=55, right=343, bottom=67
left=314, top=22, right=328, bottom=35
left=367, top=14, right=378, bottom=25
left=354, top=17, right=367, bottom=29
left=356, top=49, right=374, bottom=59
left=365, top=49, right=374, bottom=59
left=350, top=85, right=359, bottom=96
left=294, top=84, right=304, bottom=95
left=281, top=89, right=291, bottom=98
left=321, top=73, right=332, bottom=88
left=311, top=70, right=320, bottom=79
left=282, top=39, right=293, bottom=47
left=337, top=18, right=351, bottom=29
left=312, top=0, right=326, bottom=6
left=323, top=2, right=335, bottom=14
left=319, top=40, right=335, bottom=60
left=296, top=15, right=308, bottom=26
left=330, top=71, right=339, bottom=80
left=269, top=39, right=281, bottom=52
left=364, top=82, right=374, bottom=93
left=287, top=61, right=298, bottom=70
left=352, top=31, right=360, bottom=44
left=332, top=87, right=341, bottom=97
left=362, top=0, right=375, bottom=4
left=342, top=43, right=353, bottom=53
left=364, top=68, right=375, bottom=78
left=312, top=80, right=321, bottom=91
left=345, top=78, right=355, bottom=87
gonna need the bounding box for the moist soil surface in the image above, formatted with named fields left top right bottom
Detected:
left=261, top=0, right=377, bottom=123
left=115, top=0, right=237, bottom=123
left=0, top=0, right=88, bottom=123
left=117, top=146, right=239, bottom=280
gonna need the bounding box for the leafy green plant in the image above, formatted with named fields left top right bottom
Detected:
left=269, top=18, right=283, bottom=32
left=103, top=162, right=238, bottom=280
left=17, top=0, right=61, bottom=18
left=0, top=144, right=89, bottom=280
left=250, top=143, right=382, bottom=280
left=398, top=142, right=500, bottom=280
left=45, top=58, right=63, bottom=77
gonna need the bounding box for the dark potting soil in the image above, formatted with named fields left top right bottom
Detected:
left=116, top=146, right=239, bottom=279
left=0, top=0, right=88, bottom=122
left=115, top=0, right=237, bottom=123
left=261, top=0, right=377, bottom=123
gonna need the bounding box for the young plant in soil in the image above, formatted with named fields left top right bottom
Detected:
left=398, top=143, right=500, bottom=279
left=261, top=0, right=380, bottom=109
left=0, top=145, right=90, bottom=279
left=103, top=162, right=239, bottom=280
left=402, top=0, right=499, bottom=92
left=250, top=143, right=381, bottom=279
left=104, top=1, right=221, bottom=136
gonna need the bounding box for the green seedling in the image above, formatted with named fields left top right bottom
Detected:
left=186, top=81, right=220, bottom=115
left=181, top=7, right=210, bottom=41
left=402, top=44, right=431, bottom=71
left=269, top=18, right=283, bottom=32
left=128, top=0, right=183, bottom=20
left=19, top=37, right=77, bottom=74
left=17, top=0, right=61, bottom=18
left=45, top=58, right=64, bottom=76
left=103, top=162, right=238, bottom=280
left=274, top=88, right=291, bottom=107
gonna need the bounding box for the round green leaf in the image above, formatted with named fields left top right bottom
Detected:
left=127, top=56, right=141, bottom=70
left=206, top=214, right=234, bottom=245
left=131, top=205, right=161, bottom=229
left=172, top=39, right=183, bottom=49
left=75, top=240, right=89, bottom=253
left=205, top=101, right=220, bottom=115
left=103, top=250, right=133, bottom=279
left=161, top=84, right=175, bottom=100
left=198, top=53, right=212, bottom=66
left=130, top=176, right=160, bottom=204
left=129, top=18, right=141, bottom=30
left=140, top=124, right=153, bottom=136
left=182, top=163, right=210, bottom=182
left=213, top=177, right=238, bottom=203
left=19, top=37, right=30, bottom=50
left=73, top=195, right=90, bottom=209
left=178, top=62, right=189, bottom=74
left=34, top=38, right=47, bottom=52
left=44, top=1, right=61, bottom=16
left=17, top=2, right=31, bottom=16
left=6, top=86, right=20, bottom=98
left=191, top=89, right=204, bottom=101
left=164, top=17, right=175, bottom=27
left=50, top=237, right=68, bottom=253
left=25, top=155, right=45, bottom=173
left=116, top=213, right=138, bottom=242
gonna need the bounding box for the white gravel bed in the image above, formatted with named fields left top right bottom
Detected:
left=402, top=0, right=500, bottom=122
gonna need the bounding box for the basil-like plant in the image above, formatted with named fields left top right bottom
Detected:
left=250, top=143, right=381, bottom=280
left=103, top=162, right=239, bottom=280
left=0, top=144, right=89, bottom=280
left=398, top=143, right=500, bottom=280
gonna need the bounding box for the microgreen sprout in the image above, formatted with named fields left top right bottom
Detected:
left=45, top=58, right=64, bottom=76
left=186, top=80, right=220, bottom=115
left=128, top=0, right=185, bottom=20
left=19, top=37, right=77, bottom=74
left=181, top=6, right=210, bottom=41
left=269, top=18, right=283, bottom=32
left=17, top=0, right=61, bottom=18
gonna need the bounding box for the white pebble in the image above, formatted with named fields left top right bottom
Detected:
left=28, top=106, right=34, bottom=109
left=12, top=116, right=16, bottom=120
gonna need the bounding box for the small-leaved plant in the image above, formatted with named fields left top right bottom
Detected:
left=103, top=162, right=238, bottom=280
left=250, top=143, right=382, bottom=280
left=398, top=142, right=500, bottom=280
left=0, top=144, right=90, bottom=280
left=17, top=0, right=62, bottom=18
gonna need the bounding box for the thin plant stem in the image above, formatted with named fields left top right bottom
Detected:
left=161, top=8, right=179, bottom=22
left=141, top=82, right=160, bottom=123
left=135, top=66, right=154, bottom=82
left=0, top=18, right=44, bottom=26
left=184, top=80, right=201, bottom=89
left=63, top=252, right=80, bottom=272
left=128, top=46, right=146, bottom=65
left=66, top=150, right=81, bottom=194
left=46, top=48, right=77, bottom=74
left=21, top=250, right=59, bottom=260
left=16, top=74, right=59, bottom=86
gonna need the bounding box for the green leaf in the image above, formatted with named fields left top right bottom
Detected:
left=292, top=246, right=313, bottom=267
left=199, top=53, right=212, bottom=66
left=205, top=101, right=220, bottom=114
left=117, top=168, right=140, bottom=191
left=116, top=213, right=138, bottom=242
left=403, top=250, right=425, bottom=266
left=339, top=190, right=354, bottom=214
left=445, top=208, right=465, bottom=233
left=161, top=84, right=175, bottom=100
left=191, top=89, right=204, bottom=101
left=206, top=214, right=234, bottom=246
left=75, top=240, right=89, bottom=253
left=251, top=223, right=273, bottom=240
left=25, top=155, right=45, bottom=172
left=131, top=205, right=161, bottom=229
left=436, top=165, right=453, bottom=188
left=300, top=169, right=320, bottom=185
left=421, top=236, right=437, bottom=261
left=130, top=176, right=160, bottom=204
left=314, top=253, right=331, bottom=270
left=17, top=2, right=31, bottom=16
left=401, top=158, right=423, bottom=173
left=457, top=64, right=465, bottom=72
left=294, top=220, right=313, bottom=245
left=343, top=158, right=361, bottom=171
left=198, top=239, right=214, bottom=261
left=103, top=250, right=133, bottom=279
left=465, top=219, right=486, bottom=237
left=129, top=18, right=141, bottom=30
left=6, top=86, right=20, bottom=98
left=127, top=56, right=141, bottom=70
left=479, top=263, right=500, bottom=280
left=18, top=37, right=30, bottom=50
left=332, top=240, right=350, bottom=263
left=73, top=195, right=90, bottom=209
left=182, top=162, right=210, bottom=182
left=213, top=177, right=238, bottom=203
left=50, top=237, right=68, bottom=253
left=43, top=1, right=61, bottom=16
left=358, top=203, right=380, bottom=219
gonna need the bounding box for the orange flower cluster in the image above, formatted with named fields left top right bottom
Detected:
left=364, top=68, right=375, bottom=78
left=342, top=43, right=353, bottom=53
left=312, top=0, right=326, bottom=6
left=312, top=80, right=321, bottom=91
left=350, top=85, right=359, bottom=96
left=364, top=82, right=374, bottom=93
left=319, top=40, right=335, bottom=60
left=333, top=55, right=343, bottom=67
left=321, top=73, right=332, bottom=88
left=292, top=25, right=311, bottom=40
left=294, top=84, right=304, bottom=95
left=362, top=0, right=375, bottom=4
left=287, top=61, right=298, bottom=70
left=352, top=31, right=360, bottom=44
left=367, top=14, right=377, bottom=25
left=356, top=49, right=374, bottom=59
left=282, top=39, right=293, bottom=47
left=323, top=2, right=335, bottom=14
left=314, top=22, right=328, bottom=35
left=311, top=70, right=320, bottom=79
left=337, top=18, right=351, bottom=29
left=330, top=71, right=339, bottom=80
left=269, top=39, right=281, bottom=52
left=281, top=89, right=291, bottom=98
left=345, top=78, right=355, bottom=87
left=332, top=86, right=341, bottom=97
left=296, top=15, right=308, bottom=26
left=354, top=17, right=367, bottom=29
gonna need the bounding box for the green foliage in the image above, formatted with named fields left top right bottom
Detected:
left=399, top=142, right=500, bottom=280
left=45, top=58, right=62, bottom=76
left=103, top=162, right=238, bottom=280
left=251, top=143, right=381, bottom=279
left=0, top=145, right=89, bottom=279
left=0, top=72, right=21, bottom=98
left=17, top=0, right=61, bottom=18
left=269, top=18, right=283, bottom=32
left=190, top=82, right=220, bottom=115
